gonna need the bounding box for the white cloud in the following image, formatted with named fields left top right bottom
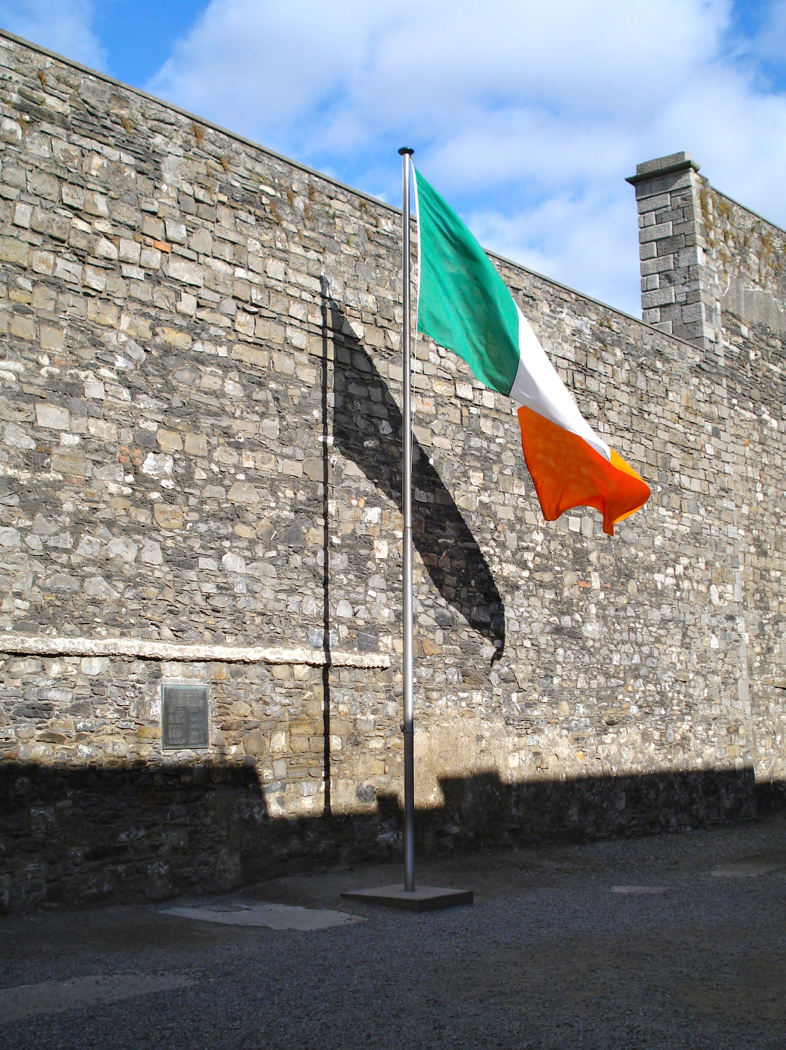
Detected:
left=471, top=193, right=641, bottom=316
left=140, top=0, right=786, bottom=315
left=0, top=0, right=105, bottom=70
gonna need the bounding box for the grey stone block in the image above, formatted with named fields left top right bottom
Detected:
left=680, top=301, right=706, bottom=323
left=642, top=287, right=676, bottom=308
left=639, top=222, right=673, bottom=244
left=627, top=151, right=699, bottom=184
left=641, top=257, right=675, bottom=276
left=637, top=192, right=671, bottom=214
left=655, top=235, right=687, bottom=255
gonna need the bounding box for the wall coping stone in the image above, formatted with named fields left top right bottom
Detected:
left=0, top=29, right=395, bottom=218
left=0, top=28, right=705, bottom=355
left=0, top=634, right=391, bottom=667
left=626, top=152, right=701, bottom=185
left=709, top=187, right=786, bottom=240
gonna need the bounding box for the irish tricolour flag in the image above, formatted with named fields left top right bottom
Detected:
left=414, top=170, right=650, bottom=535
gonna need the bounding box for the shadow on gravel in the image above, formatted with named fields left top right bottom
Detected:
left=1, top=758, right=772, bottom=914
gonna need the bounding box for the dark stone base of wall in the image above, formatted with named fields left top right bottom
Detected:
left=0, top=762, right=760, bottom=913
left=420, top=768, right=759, bottom=853
left=0, top=761, right=402, bottom=914
left=754, top=779, right=786, bottom=815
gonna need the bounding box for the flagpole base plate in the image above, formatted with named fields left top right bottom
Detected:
left=340, top=884, right=473, bottom=912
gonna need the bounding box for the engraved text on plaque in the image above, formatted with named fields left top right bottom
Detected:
left=162, top=684, right=209, bottom=750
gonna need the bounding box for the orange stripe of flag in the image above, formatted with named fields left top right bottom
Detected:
left=517, top=405, right=650, bottom=535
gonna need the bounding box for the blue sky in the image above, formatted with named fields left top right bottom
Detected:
left=1, top=1, right=786, bottom=316
left=93, top=1, right=209, bottom=86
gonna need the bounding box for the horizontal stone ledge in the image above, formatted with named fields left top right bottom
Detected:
left=0, top=634, right=391, bottom=669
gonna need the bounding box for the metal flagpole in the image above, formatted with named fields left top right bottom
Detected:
left=338, top=150, right=472, bottom=911
left=398, top=146, right=416, bottom=893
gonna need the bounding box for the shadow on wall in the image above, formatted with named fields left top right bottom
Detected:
left=326, top=294, right=506, bottom=658
left=0, top=759, right=766, bottom=913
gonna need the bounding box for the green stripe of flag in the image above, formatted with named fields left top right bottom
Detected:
left=415, top=169, right=520, bottom=397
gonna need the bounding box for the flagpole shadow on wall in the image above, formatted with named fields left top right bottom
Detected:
left=323, top=292, right=505, bottom=658
left=320, top=281, right=332, bottom=818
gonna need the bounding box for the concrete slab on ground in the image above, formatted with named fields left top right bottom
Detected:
left=340, top=884, right=473, bottom=911
left=0, top=973, right=193, bottom=1024
left=162, top=902, right=364, bottom=930
left=711, top=849, right=786, bottom=877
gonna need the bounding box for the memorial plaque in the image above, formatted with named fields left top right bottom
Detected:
left=162, top=684, right=209, bottom=750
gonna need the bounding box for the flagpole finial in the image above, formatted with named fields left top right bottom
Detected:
left=398, top=147, right=414, bottom=156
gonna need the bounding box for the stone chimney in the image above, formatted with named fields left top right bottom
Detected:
left=627, top=152, right=718, bottom=347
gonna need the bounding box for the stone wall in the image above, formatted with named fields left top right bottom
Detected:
left=626, top=151, right=709, bottom=343
left=0, top=31, right=782, bottom=911
left=630, top=150, right=786, bottom=801
left=628, top=148, right=786, bottom=342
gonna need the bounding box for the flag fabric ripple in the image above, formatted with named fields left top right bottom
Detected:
left=414, top=168, right=650, bottom=536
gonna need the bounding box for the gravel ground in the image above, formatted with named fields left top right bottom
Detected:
left=2, top=812, right=786, bottom=1049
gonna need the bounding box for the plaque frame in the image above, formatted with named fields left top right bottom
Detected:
left=161, top=681, right=210, bottom=751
